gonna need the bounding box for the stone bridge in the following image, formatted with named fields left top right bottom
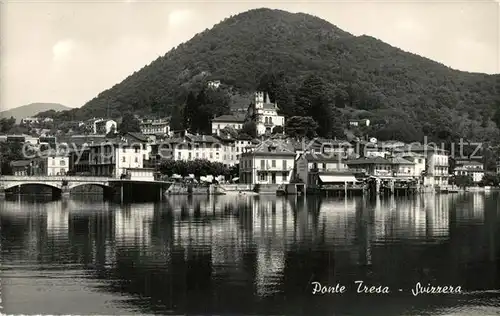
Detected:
left=0, top=176, right=113, bottom=191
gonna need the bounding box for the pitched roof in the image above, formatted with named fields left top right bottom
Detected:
left=212, top=114, right=245, bottom=123
left=249, top=139, right=295, bottom=155
left=126, top=132, right=149, bottom=142
left=10, top=160, right=32, bottom=167
left=304, top=153, right=345, bottom=162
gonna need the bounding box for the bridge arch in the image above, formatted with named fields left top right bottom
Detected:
left=68, top=182, right=112, bottom=190
left=3, top=182, right=62, bottom=191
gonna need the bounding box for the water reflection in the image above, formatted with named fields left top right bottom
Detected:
left=1, top=193, right=499, bottom=315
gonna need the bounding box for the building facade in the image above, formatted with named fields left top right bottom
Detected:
left=454, top=160, right=484, bottom=183
left=239, top=139, right=295, bottom=185
left=211, top=115, right=246, bottom=134
left=247, top=92, right=285, bottom=136
left=140, top=119, right=170, bottom=136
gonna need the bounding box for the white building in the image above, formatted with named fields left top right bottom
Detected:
left=93, top=119, right=117, bottom=134
left=239, top=139, right=295, bottom=185
left=426, top=149, right=450, bottom=186
left=211, top=115, right=245, bottom=134
left=396, top=152, right=426, bottom=177
left=88, top=133, right=151, bottom=178
left=21, top=117, right=39, bottom=125
left=454, top=160, right=484, bottom=183
left=247, top=92, right=285, bottom=136
left=162, top=134, right=223, bottom=163
left=207, top=80, right=221, bottom=89
left=43, top=154, right=69, bottom=176
left=348, top=119, right=370, bottom=127
left=140, top=119, right=170, bottom=135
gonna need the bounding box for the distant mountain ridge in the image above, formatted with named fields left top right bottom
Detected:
left=33, top=8, right=500, bottom=141
left=0, top=103, right=71, bottom=123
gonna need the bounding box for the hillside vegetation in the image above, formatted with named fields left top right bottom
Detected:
left=54, top=8, right=498, bottom=142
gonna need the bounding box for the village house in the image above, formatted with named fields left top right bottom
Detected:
left=394, top=144, right=450, bottom=187
left=139, top=118, right=170, bottom=136
left=42, top=153, right=70, bottom=176
left=345, top=156, right=416, bottom=178
left=94, top=119, right=117, bottom=134
left=9, top=160, right=32, bottom=176
left=348, top=119, right=370, bottom=127
left=158, top=133, right=223, bottom=163
left=239, top=139, right=295, bottom=185
left=454, top=160, right=485, bottom=183
left=211, top=115, right=246, bottom=135
left=87, top=132, right=151, bottom=177
left=20, top=117, right=40, bottom=125
left=294, top=152, right=355, bottom=190
left=247, top=92, right=285, bottom=136
left=303, top=138, right=355, bottom=158
left=207, top=80, right=221, bottom=89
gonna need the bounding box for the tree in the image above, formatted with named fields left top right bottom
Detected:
left=285, top=116, right=318, bottom=139
left=118, top=113, right=141, bottom=135
left=450, top=175, right=473, bottom=189
left=106, top=125, right=117, bottom=138
left=184, top=91, right=198, bottom=131
left=272, top=126, right=284, bottom=134
left=170, top=104, right=185, bottom=131
left=240, top=121, right=257, bottom=138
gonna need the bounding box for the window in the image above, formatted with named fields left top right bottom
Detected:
left=283, top=160, right=287, bottom=170
left=261, top=160, right=265, bottom=170
left=60, top=159, right=65, bottom=166
left=282, top=172, right=288, bottom=179
left=210, top=153, right=213, bottom=159
left=259, top=173, right=266, bottom=181
left=135, top=147, right=139, bottom=153
left=272, top=160, right=276, bottom=167
left=135, top=157, right=138, bottom=163
left=52, top=159, right=55, bottom=166
left=322, top=163, right=326, bottom=169
left=188, top=152, right=192, bottom=160
left=122, top=157, right=126, bottom=162
left=178, top=152, right=181, bottom=159
left=196, top=152, right=199, bottom=158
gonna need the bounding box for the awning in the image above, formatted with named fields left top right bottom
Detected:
left=319, top=175, right=357, bottom=183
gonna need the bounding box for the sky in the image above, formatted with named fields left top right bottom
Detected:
left=1, top=0, right=499, bottom=111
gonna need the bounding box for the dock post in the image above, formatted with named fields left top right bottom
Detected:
left=120, top=183, right=124, bottom=204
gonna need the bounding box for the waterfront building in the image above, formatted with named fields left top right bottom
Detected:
left=454, top=160, right=485, bottom=183
left=246, top=92, right=285, bottom=136
left=42, top=153, right=69, bottom=176
left=394, top=144, right=450, bottom=187
left=302, top=138, right=354, bottom=158
left=88, top=133, right=150, bottom=177
left=161, top=133, right=223, bottom=163
left=239, top=139, right=295, bottom=184
left=345, top=156, right=416, bottom=178
left=295, top=152, right=355, bottom=190
left=9, top=160, right=32, bottom=176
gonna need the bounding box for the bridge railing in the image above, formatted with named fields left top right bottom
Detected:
left=0, top=176, right=113, bottom=181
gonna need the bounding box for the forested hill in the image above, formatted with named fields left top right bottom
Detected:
left=59, top=8, right=499, bottom=142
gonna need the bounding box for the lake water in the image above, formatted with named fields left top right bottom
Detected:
left=1, top=193, right=499, bottom=315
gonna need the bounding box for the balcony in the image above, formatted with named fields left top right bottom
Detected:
left=257, top=165, right=293, bottom=172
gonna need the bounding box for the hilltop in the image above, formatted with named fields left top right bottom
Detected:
left=0, top=103, right=71, bottom=123
left=54, top=8, right=498, bottom=142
